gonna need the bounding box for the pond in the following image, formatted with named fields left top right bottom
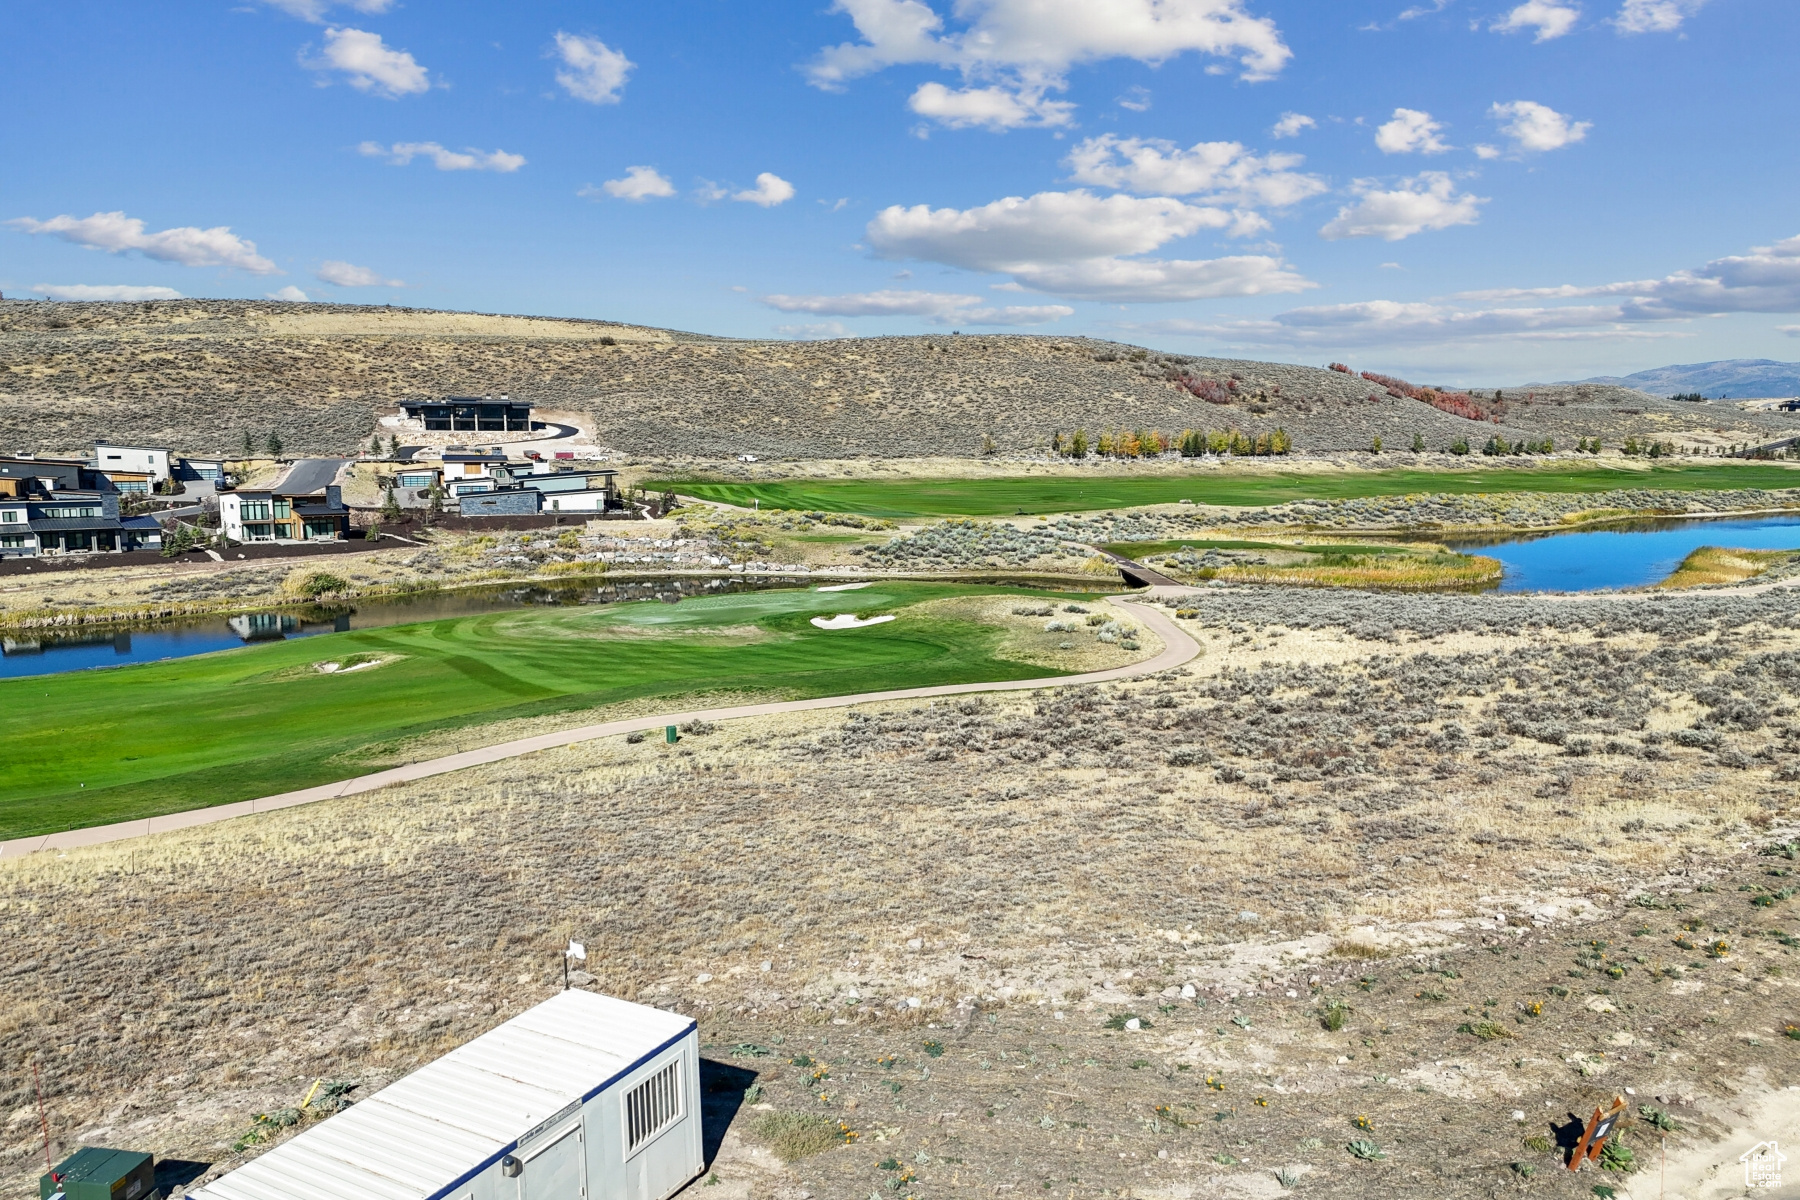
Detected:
left=0, top=576, right=804, bottom=679
left=1448, top=513, right=1800, bottom=593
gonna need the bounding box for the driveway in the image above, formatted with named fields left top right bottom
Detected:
left=275, top=458, right=346, bottom=494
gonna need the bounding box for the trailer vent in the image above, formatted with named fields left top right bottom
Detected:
left=625, top=1061, right=681, bottom=1152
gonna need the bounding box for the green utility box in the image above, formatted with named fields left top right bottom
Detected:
left=39, top=1147, right=153, bottom=1200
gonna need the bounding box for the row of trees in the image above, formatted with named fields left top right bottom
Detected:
left=1051, top=427, right=1294, bottom=459
left=240, top=430, right=283, bottom=456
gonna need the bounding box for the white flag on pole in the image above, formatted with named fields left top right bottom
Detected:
left=567, top=940, right=587, bottom=961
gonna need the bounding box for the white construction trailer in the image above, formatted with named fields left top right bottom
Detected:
left=189, top=990, right=703, bottom=1200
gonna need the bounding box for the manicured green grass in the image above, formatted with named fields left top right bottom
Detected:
left=0, top=583, right=1085, bottom=840
left=653, top=463, right=1800, bottom=518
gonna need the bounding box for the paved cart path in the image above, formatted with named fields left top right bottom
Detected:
left=0, top=599, right=1197, bottom=860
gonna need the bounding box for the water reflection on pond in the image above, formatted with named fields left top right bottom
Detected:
left=1447, top=513, right=1800, bottom=593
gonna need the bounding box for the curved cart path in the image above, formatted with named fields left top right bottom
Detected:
left=0, top=599, right=1197, bottom=860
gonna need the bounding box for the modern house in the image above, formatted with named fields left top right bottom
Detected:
left=219, top=484, right=350, bottom=544
left=93, top=443, right=172, bottom=489
left=401, top=396, right=535, bottom=434
left=440, top=449, right=513, bottom=496
left=0, top=456, right=161, bottom=557
left=455, top=468, right=622, bottom=517
left=189, top=989, right=703, bottom=1200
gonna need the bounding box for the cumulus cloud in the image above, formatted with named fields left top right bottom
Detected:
left=1065, top=134, right=1327, bottom=208
left=1493, top=0, right=1582, bottom=40
left=1374, top=108, right=1451, bottom=154
left=358, top=141, right=526, bottom=172
left=776, top=321, right=851, bottom=339
left=865, top=189, right=1313, bottom=301
left=31, top=283, right=182, bottom=302
left=305, top=27, right=430, bottom=97
left=316, top=260, right=401, bottom=287
left=761, top=288, right=1072, bottom=325
left=1615, top=0, right=1709, bottom=32
left=808, top=0, right=1291, bottom=130
left=908, top=82, right=1074, bottom=129
left=1490, top=100, right=1591, bottom=152
left=583, top=166, right=675, bottom=201
left=1190, top=232, right=1800, bottom=354
left=1167, top=300, right=1667, bottom=349
left=553, top=32, right=633, bottom=104
left=257, top=0, right=392, bottom=21
left=1270, top=112, right=1315, bottom=139
left=267, top=285, right=311, bottom=301
left=7, top=211, right=280, bottom=274
left=734, top=173, right=796, bottom=207
left=1320, top=173, right=1485, bottom=242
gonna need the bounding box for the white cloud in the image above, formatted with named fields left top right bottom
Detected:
left=1270, top=112, right=1315, bottom=139
left=267, top=285, right=311, bottom=301
left=1473, top=143, right=1502, bottom=159
left=7, top=211, right=280, bottom=274
left=865, top=189, right=1314, bottom=301
left=1374, top=108, right=1450, bottom=154
left=1319, top=173, right=1485, bottom=241
left=1493, top=0, right=1582, bottom=39
left=1118, top=85, right=1152, bottom=112
left=257, top=0, right=392, bottom=22
left=306, top=28, right=429, bottom=97
left=776, top=321, right=851, bottom=339
left=358, top=141, right=526, bottom=172
left=1398, top=0, right=1452, bottom=18
left=553, top=32, right=633, bottom=104
left=808, top=0, right=1291, bottom=130
left=1190, top=231, right=1800, bottom=354
left=908, top=82, right=1074, bottom=129
left=584, top=166, right=676, bottom=201
left=316, top=260, right=401, bottom=287
left=1065, top=134, right=1327, bottom=207
left=30, top=283, right=183, bottom=302
left=760, top=288, right=1072, bottom=325
left=1171, top=300, right=1664, bottom=348
left=1615, top=0, right=1708, bottom=33
left=1490, top=100, right=1591, bottom=151
left=734, top=173, right=796, bottom=207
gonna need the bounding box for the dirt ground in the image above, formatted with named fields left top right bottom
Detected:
left=5, top=585, right=1800, bottom=1198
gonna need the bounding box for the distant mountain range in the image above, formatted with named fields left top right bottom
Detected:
left=1573, top=358, right=1800, bottom=398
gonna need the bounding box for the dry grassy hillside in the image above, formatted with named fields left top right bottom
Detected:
left=3, top=298, right=1794, bottom=459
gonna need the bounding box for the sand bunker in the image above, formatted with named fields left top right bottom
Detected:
left=816, top=582, right=873, bottom=592
left=809, top=613, right=895, bottom=630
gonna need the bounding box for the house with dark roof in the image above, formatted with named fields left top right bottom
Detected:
left=0, top=457, right=161, bottom=556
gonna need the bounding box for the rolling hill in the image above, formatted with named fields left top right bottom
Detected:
left=4, top=298, right=1797, bottom=459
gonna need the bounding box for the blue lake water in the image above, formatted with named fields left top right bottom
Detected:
left=1448, top=514, right=1800, bottom=592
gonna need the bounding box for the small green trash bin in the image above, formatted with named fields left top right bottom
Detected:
left=39, top=1147, right=153, bottom=1200
left=665, top=724, right=679, bottom=744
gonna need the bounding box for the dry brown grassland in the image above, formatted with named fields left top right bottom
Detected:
left=5, top=586, right=1800, bottom=1199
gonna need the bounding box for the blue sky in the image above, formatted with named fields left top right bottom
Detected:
left=3, top=0, right=1796, bottom=382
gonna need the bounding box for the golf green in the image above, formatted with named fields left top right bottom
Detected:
left=651, top=463, right=1800, bottom=518
left=0, top=583, right=1082, bottom=840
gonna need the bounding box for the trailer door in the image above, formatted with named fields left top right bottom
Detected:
left=522, top=1125, right=586, bottom=1199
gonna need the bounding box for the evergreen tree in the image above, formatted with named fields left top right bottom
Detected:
left=1411, top=432, right=1425, bottom=452
left=1051, top=431, right=1065, bottom=455
left=242, top=430, right=254, bottom=456
left=381, top=485, right=401, bottom=521
left=1449, top=438, right=1470, bottom=456
left=388, top=434, right=401, bottom=457
left=266, top=431, right=283, bottom=457
left=1070, top=429, right=1088, bottom=459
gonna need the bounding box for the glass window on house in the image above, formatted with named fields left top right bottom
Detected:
left=241, top=500, right=271, bottom=520
left=1, top=511, right=17, bottom=523
left=244, top=523, right=274, bottom=541
left=304, top=520, right=337, bottom=539
left=274, top=499, right=292, bottom=518
left=0, top=535, right=27, bottom=548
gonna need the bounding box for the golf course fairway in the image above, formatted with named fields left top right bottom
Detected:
left=0, top=582, right=1088, bottom=840
left=651, top=462, right=1800, bottom=518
